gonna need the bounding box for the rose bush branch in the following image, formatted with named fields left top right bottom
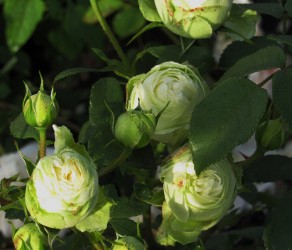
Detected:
left=90, top=0, right=130, bottom=70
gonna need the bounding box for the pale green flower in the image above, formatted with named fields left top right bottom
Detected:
left=13, top=223, right=46, bottom=250
left=153, top=0, right=233, bottom=39
left=127, top=62, right=209, bottom=146
left=158, top=144, right=237, bottom=244
left=25, top=125, right=99, bottom=229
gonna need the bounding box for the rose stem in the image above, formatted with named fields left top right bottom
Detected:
left=90, top=0, right=130, bottom=70
left=37, top=127, right=47, bottom=158
left=99, top=148, right=132, bottom=177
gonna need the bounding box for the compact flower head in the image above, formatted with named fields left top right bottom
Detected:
left=127, top=61, right=209, bottom=146
left=25, top=125, right=99, bottom=229
left=158, top=144, right=237, bottom=244
left=153, top=0, right=233, bottom=39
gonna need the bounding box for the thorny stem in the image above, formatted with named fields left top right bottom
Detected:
left=38, top=128, right=47, bottom=159
left=90, top=0, right=130, bottom=69
left=99, top=148, right=132, bottom=177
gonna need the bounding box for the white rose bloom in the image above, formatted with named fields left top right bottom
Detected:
left=127, top=61, right=209, bottom=146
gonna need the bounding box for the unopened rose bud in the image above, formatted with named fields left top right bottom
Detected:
left=13, top=223, right=46, bottom=250
left=22, top=75, right=58, bottom=129
left=255, top=118, right=286, bottom=151
left=114, top=110, right=156, bottom=149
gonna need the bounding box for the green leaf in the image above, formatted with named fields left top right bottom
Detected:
left=134, top=184, right=164, bottom=206
left=138, top=0, right=161, bottom=22
left=63, top=5, right=105, bottom=49
left=219, top=37, right=278, bottom=70
left=110, top=197, right=149, bottom=218
left=10, top=113, right=39, bottom=141
left=268, top=35, right=292, bottom=47
left=109, top=218, right=138, bottom=236
left=127, top=22, right=164, bottom=45
left=53, top=125, right=75, bottom=154
left=89, top=77, right=124, bottom=127
left=272, top=69, right=292, bottom=131
left=48, top=27, right=83, bottom=59
left=4, top=0, right=45, bottom=52
left=264, top=190, right=292, bottom=250
left=4, top=207, right=25, bottom=220
left=14, top=142, right=36, bottom=177
left=241, top=3, right=284, bottom=18
left=78, top=121, right=95, bottom=144
left=244, top=155, right=292, bottom=183
left=53, top=67, right=99, bottom=84
left=83, top=0, right=124, bottom=24
left=222, top=4, right=259, bottom=41
left=91, top=48, right=131, bottom=77
left=189, top=78, right=268, bottom=173
left=221, top=46, right=285, bottom=80
left=88, top=78, right=124, bottom=168
left=113, top=6, right=146, bottom=39
left=285, top=0, right=292, bottom=18
left=76, top=190, right=112, bottom=232
left=135, top=45, right=214, bottom=73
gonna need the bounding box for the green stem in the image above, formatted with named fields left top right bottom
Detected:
left=258, top=71, right=277, bottom=88
left=99, top=148, right=131, bottom=177
left=90, top=0, right=130, bottom=68
left=37, top=128, right=47, bottom=159
left=179, top=38, right=196, bottom=58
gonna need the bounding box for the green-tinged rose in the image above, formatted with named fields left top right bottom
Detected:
left=13, top=223, right=46, bottom=250
left=115, top=110, right=156, bottom=149
left=127, top=62, right=209, bottom=146
left=255, top=118, right=286, bottom=151
left=158, top=144, right=237, bottom=245
left=112, top=236, right=146, bottom=250
left=22, top=77, right=58, bottom=129
left=25, top=125, right=99, bottom=229
left=152, top=0, right=232, bottom=39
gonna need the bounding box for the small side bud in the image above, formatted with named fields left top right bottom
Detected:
left=114, top=110, right=156, bottom=149
left=13, top=223, right=46, bottom=250
left=255, top=118, right=286, bottom=151
left=22, top=75, right=58, bottom=129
